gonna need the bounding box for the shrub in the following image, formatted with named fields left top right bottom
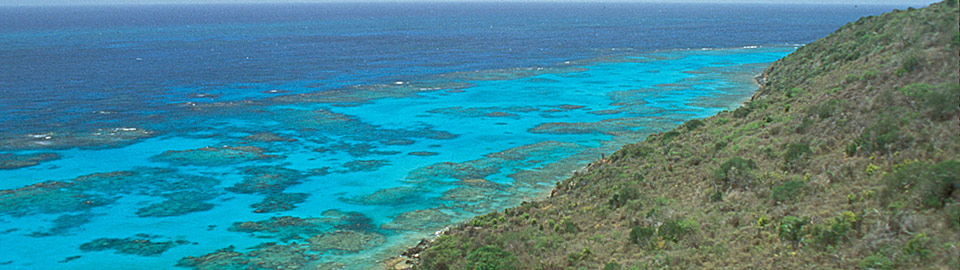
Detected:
left=858, top=253, right=893, bottom=270
left=714, top=157, right=757, bottom=189
left=609, top=186, right=639, bottom=209
left=604, top=261, right=622, bottom=270
left=421, top=235, right=473, bottom=270
left=899, top=83, right=960, bottom=120
left=629, top=225, right=655, bottom=246
left=659, top=218, right=698, bottom=243
left=903, top=233, right=931, bottom=259
left=811, top=211, right=858, bottom=247
left=805, top=99, right=841, bottom=119
left=567, top=247, right=591, bottom=265
left=710, top=190, right=723, bottom=202
left=787, top=88, right=803, bottom=98
left=466, top=245, right=519, bottom=270
left=783, top=143, right=811, bottom=170
left=849, top=113, right=908, bottom=155
left=771, top=180, right=807, bottom=203
left=555, top=217, right=578, bottom=234
left=778, top=216, right=808, bottom=244
left=882, top=160, right=960, bottom=209
left=733, top=100, right=767, bottom=118
left=901, top=53, right=921, bottom=73
left=661, top=130, right=681, bottom=143
left=683, top=119, right=705, bottom=131
left=615, top=144, right=654, bottom=159
left=470, top=212, right=506, bottom=227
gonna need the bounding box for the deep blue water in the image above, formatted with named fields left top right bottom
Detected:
left=0, top=3, right=912, bottom=269
left=0, top=3, right=901, bottom=136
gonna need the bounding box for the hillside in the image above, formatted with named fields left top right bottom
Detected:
left=402, top=1, right=960, bottom=269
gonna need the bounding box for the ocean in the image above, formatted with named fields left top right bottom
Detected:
left=0, top=3, right=908, bottom=269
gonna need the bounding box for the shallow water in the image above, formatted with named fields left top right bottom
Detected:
left=2, top=46, right=793, bottom=269
left=0, top=3, right=909, bottom=269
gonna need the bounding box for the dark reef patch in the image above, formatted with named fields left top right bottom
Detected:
left=0, top=152, right=60, bottom=170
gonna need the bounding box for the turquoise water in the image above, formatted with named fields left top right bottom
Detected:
left=0, top=46, right=794, bottom=269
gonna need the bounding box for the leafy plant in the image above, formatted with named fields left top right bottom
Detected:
left=771, top=180, right=807, bottom=203
left=783, top=143, right=811, bottom=170
left=811, top=211, right=858, bottom=247
left=659, top=218, right=698, bottom=243
left=778, top=216, right=808, bottom=244
left=714, top=157, right=757, bottom=189
left=567, top=247, right=592, bottom=265
left=466, top=245, right=519, bottom=270
left=609, top=186, right=639, bottom=209
left=903, top=233, right=931, bottom=259
left=604, top=261, right=622, bottom=270
left=858, top=253, right=893, bottom=270
left=629, top=225, right=655, bottom=246
left=555, top=217, right=578, bottom=234
left=882, top=160, right=960, bottom=209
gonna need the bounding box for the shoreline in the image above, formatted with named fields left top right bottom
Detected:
left=380, top=57, right=783, bottom=270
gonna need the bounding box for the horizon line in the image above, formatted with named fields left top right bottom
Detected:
left=0, top=1, right=934, bottom=8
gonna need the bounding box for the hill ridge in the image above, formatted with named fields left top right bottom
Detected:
left=403, top=1, right=959, bottom=269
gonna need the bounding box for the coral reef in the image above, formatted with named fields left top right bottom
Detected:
left=136, top=191, right=217, bottom=218
left=307, top=230, right=386, bottom=253
left=0, top=127, right=154, bottom=151
left=243, top=132, right=297, bottom=143
left=0, top=152, right=60, bottom=170
left=80, top=236, right=190, bottom=256
left=341, top=159, right=389, bottom=173
left=251, top=193, right=309, bottom=213
left=408, top=151, right=439, bottom=156
left=339, top=186, right=423, bottom=206
left=152, top=146, right=280, bottom=167
left=177, top=243, right=316, bottom=270
left=0, top=168, right=220, bottom=218
left=381, top=208, right=455, bottom=231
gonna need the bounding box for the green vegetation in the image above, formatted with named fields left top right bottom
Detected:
left=466, top=245, right=519, bottom=270
left=778, top=216, right=807, bottom=244
left=410, top=2, right=959, bottom=269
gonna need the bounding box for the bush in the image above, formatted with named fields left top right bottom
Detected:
left=567, top=247, right=591, bottom=266
left=470, top=212, right=506, bottom=227
left=787, top=88, right=804, bottom=98
left=714, top=157, right=757, bottom=189
left=901, top=53, right=921, bottom=73
left=771, top=180, right=807, bottom=203
left=609, top=186, right=639, bottom=209
left=779, top=216, right=808, bottom=244
left=710, top=190, right=723, bottom=202
left=849, top=113, right=908, bottom=155
left=658, top=218, right=698, bottom=243
left=629, top=225, right=655, bottom=246
left=805, top=99, right=841, bottom=119
left=899, top=83, right=960, bottom=120
left=783, top=143, right=811, bottom=170
left=811, top=211, right=858, bottom=247
left=882, top=160, right=960, bottom=209
left=421, top=235, right=473, bottom=270
left=903, top=233, right=931, bottom=259
left=733, top=100, right=767, bottom=118
left=661, top=130, right=681, bottom=143
left=683, top=119, right=705, bottom=131
left=614, top=144, right=654, bottom=159
left=554, top=217, right=578, bottom=234
left=858, top=253, right=893, bottom=270
left=466, top=245, right=519, bottom=270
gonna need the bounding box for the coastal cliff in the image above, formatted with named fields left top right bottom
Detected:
left=403, top=1, right=960, bottom=269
